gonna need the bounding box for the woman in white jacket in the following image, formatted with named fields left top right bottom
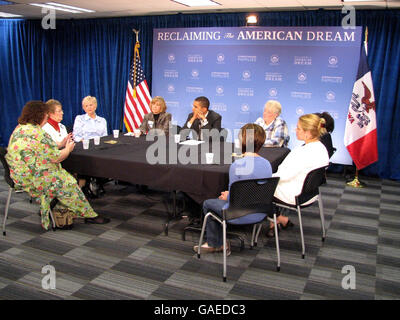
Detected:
left=42, top=99, right=73, bottom=149
left=268, top=113, right=330, bottom=237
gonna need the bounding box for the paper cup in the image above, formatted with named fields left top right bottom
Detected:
left=82, top=139, right=89, bottom=150
left=134, top=129, right=141, bottom=138
left=148, top=121, right=154, bottom=129
left=94, top=136, right=100, bottom=145
left=234, top=138, right=241, bottom=149
left=174, top=134, right=180, bottom=143
left=205, top=153, right=214, bottom=165
left=113, top=130, right=119, bottom=138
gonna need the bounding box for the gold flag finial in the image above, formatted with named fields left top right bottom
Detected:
left=133, top=29, right=140, bottom=43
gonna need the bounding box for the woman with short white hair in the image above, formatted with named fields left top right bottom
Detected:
left=73, top=96, right=108, bottom=142
left=254, top=100, right=290, bottom=147
left=72, top=96, right=109, bottom=197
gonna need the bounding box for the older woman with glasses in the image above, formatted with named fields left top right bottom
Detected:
left=42, top=99, right=73, bottom=149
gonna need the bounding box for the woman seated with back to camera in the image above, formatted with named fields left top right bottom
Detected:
left=42, top=99, right=73, bottom=149
left=315, top=111, right=335, bottom=158
left=6, top=101, right=110, bottom=230
left=194, top=123, right=272, bottom=255
left=139, top=96, right=171, bottom=136
left=266, top=113, right=330, bottom=237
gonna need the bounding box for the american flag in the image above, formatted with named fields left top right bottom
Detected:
left=124, top=41, right=151, bottom=131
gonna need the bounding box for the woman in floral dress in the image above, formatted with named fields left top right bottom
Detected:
left=6, top=101, right=110, bottom=230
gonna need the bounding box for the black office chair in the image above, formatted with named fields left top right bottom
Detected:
left=197, top=177, right=280, bottom=282
left=274, top=166, right=329, bottom=259
left=0, top=146, right=56, bottom=236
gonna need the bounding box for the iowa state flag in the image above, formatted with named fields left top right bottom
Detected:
left=344, top=42, right=378, bottom=170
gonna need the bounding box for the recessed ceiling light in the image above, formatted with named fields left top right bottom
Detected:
left=29, top=2, right=95, bottom=13
left=171, top=0, right=220, bottom=7
left=30, top=3, right=81, bottom=13
left=0, top=11, right=22, bottom=17
left=47, top=2, right=95, bottom=13
left=246, top=15, right=258, bottom=24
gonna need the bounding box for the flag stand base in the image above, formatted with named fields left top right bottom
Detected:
left=346, top=175, right=365, bottom=188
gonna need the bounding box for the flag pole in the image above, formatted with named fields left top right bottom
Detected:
left=120, top=29, right=140, bottom=132
left=346, top=168, right=365, bottom=188
left=132, top=29, right=140, bottom=99
left=346, top=27, right=369, bottom=189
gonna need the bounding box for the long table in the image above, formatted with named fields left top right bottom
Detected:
left=62, top=135, right=290, bottom=204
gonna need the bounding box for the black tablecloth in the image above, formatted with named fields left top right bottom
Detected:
left=62, top=135, right=290, bottom=203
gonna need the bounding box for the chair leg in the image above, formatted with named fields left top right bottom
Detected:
left=222, top=220, right=227, bottom=282
left=250, top=225, right=257, bottom=249
left=297, top=206, right=305, bottom=259
left=254, top=223, right=263, bottom=247
left=274, top=214, right=281, bottom=271
left=318, top=193, right=326, bottom=242
left=48, top=209, right=56, bottom=231
left=2, top=187, right=12, bottom=236
left=197, top=212, right=211, bottom=258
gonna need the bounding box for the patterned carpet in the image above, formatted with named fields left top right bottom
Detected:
left=0, top=166, right=399, bottom=300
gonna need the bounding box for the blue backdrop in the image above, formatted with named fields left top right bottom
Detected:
left=0, top=10, right=399, bottom=179
left=152, top=26, right=362, bottom=165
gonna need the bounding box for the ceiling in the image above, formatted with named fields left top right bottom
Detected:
left=1, top=0, right=399, bottom=19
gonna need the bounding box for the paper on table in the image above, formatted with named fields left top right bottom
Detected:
left=179, top=140, right=205, bottom=146
left=124, top=132, right=134, bottom=136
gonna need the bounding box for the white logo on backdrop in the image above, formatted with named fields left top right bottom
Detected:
left=298, top=72, right=307, bottom=82
left=269, top=88, right=278, bottom=97
left=241, top=104, right=250, bottom=112
left=326, top=91, right=336, bottom=101
left=191, top=69, right=199, bottom=78
left=217, top=53, right=225, bottom=63
left=270, top=54, right=279, bottom=64
left=296, top=107, right=305, bottom=115
left=329, top=56, right=338, bottom=66
left=168, top=53, right=175, bottom=63
left=242, top=70, right=251, bottom=80
left=167, top=84, right=175, bottom=93
left=216, top=86, right=224, bottom=95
